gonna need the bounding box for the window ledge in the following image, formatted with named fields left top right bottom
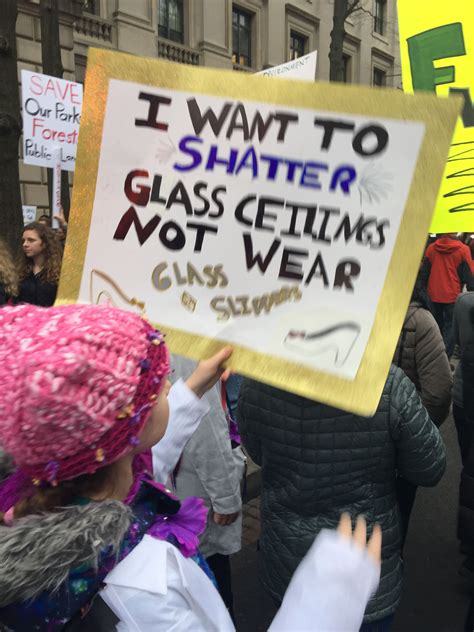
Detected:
left=372, top=31, right=390, bottom=46
left=233, top=63, right=254, bottom=72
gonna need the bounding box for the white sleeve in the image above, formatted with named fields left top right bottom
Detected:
left=101, top=536, right=234, bottom=632
left=152, top=379, right=210, bottom=484
left=103, top=583, right=203, bottom=632
left=268, top=530, right=380, bottom=632
left=102, top=554, right=210, bottom=631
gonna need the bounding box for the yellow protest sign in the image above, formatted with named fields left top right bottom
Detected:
left=398, top=1, right=474, bottom=233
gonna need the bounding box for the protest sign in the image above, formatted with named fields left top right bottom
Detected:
left=398, top=1, right=474, bottom=233
left=257, top=51, right=317, bottom=82
left=22, top=205, right=36, bottom=225
left=58, top=49, right=459, bottom=415
left=21, top=70, right=83, bottom=172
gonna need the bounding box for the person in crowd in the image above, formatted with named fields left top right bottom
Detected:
left=38, top=209, right=67, bottom=246
left=420, top=233, right=474, bottom=356
left=452, top=292, right=474, bottom=470
left=457, top=304, right=474, bottom=594
left=55, top=207, right=68, bottom=247
left=457, top=316, right=474, bottom=628
left=393, top=282, right=452, bottom=546
left=238, top=365, right=446, bottom=631
left=0, top=239, right=19, bottom=306
left=37, top=213, right=52, bottom=227
left=0, top=304, right=381, bottom=631
left=17, top=222, right=62, bottom=306
left=170, top=354, right=246, bottom=619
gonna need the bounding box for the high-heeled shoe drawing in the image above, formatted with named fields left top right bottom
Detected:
left=89, top=269, right=146, bottom=314
left=284, top=321, right=361, bottom=367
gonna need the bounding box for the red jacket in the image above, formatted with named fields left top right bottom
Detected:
left=425, top=237, right=474, bottom=303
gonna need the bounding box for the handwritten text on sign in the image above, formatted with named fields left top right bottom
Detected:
left=78, top=80, right=424, bottom=380
left=398, top=1, right=474, bottom=232
left=257, top=51, right=317, bottom=81
left=21, top=71, right=83, bottom=172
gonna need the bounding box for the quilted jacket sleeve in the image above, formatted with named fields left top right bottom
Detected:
left=414, top=309, right=452, bottom=426
left=389, top=368, right=446, bottom=487
left=237, top=379, right=262, bottom=466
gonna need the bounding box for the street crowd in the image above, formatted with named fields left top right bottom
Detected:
left=0, top=224, right=473, bottom=631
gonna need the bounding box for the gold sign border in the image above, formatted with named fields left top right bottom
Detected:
left=58, top=48, right=460, bottom=416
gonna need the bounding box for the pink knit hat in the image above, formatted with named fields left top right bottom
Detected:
left=0, top=304, right=170, bottom=485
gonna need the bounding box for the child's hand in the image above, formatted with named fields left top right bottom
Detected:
left=213, top=510, right=240, bottom=526
left=337, top=513, right=381, bottom=564
left=186, top=347, right=233, bottom=398
left=58, top=206, right=67, bottom=228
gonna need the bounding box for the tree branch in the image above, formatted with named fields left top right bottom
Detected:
left=345, top=0, right=375, bottom=19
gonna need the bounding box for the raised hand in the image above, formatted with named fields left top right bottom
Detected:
left=185, top=347, right=233, bottom=398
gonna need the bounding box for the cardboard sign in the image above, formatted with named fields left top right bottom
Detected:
left=58, top=49, right=459, bottom=415
left=398, top=1, right=474, bottom=233
left=257, top=51, right=317, bottom=82
left=22, top=205, right=37, bottom=225
left=21, top=70, right=83, bottom=172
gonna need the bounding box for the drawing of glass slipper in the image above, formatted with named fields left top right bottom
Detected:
left=284, top=321, right=361, bottom=367
left=90, top=269, right=146, bottom=314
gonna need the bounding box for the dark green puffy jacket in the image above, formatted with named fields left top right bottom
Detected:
left=238, top=365, right=446, bottom=623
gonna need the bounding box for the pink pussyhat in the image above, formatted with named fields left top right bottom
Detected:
left=0, top=304, right=170, bottom=491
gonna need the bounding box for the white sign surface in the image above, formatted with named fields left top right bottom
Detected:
left=257, top=51, right=318, bottom=81
left=21, top=70, right=83, bottom=172
left=78, top=79, right=425, bottom=380
left=22, top=205, right=37, bottom=225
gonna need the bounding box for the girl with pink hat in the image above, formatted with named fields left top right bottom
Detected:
left=0, top=303, right=381, bottom=630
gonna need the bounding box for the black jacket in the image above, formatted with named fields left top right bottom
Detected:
left=17, top=272, right=57, bottom=307
left=457, top=308, right=474, bottom=547
left=238, top=366, right=446, bottom=622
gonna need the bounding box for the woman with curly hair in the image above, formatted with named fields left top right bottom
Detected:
left=17, top=222, right=62, bottom=307
left=0, top=240, right=19, bottom=306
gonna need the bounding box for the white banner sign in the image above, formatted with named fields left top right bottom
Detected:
left=78, top=79, right=424, bottom=381
left=59, top=51, right=460, bottom=414
left=21, top=70, right=83, bottom=172
left=22, top=205, right=37, bottom=225
left=257, top=51, right=318, bottom=81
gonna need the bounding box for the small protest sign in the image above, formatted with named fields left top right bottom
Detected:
left=257, top=51, right=317, bottom=82
left=398, top=1, right=474, bottom=233
left=21, top=70, right=83, bottom=172
left=58, top=49, right=459, bottom=415
left=22, top=205, right=37, bottom=225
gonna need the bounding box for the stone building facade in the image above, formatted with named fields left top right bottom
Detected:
left=17, top=0, right=401, bottom=215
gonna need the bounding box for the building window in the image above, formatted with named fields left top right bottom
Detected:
left=342, top=54, right=352, bottom=83
left=289, top=31, right=307, bottom=60
left=83, top=0, right=100, bottom=14
left=373, top=67, right=387, bottom=87
left=158, top=0, right=184, bottom=43
left=232, top=7, right=252, bottom=67
left=374, top=0, right=386, bottom=35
